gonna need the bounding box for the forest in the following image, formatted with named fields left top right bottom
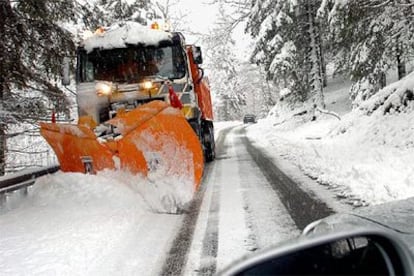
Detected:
left=1, top=0, right=413, bottom=174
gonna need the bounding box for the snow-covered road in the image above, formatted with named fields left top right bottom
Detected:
left=1, top=123, right=311, bottom=275
left=182, top=125, right=299, bottom=274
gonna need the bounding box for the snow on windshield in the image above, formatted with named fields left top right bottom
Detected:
left=83, top=22, right=172, bottom=53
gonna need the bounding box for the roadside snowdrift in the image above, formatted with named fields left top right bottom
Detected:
left=0, top=171, right=193, bottom=275
left=247, top=72, right=414, bottom=206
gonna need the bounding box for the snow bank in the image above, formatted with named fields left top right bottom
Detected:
left=265, top=96, right=309, bottom=128
left=358, top=71, right=414, bottom=115
left=1, top=172, right=142, bottom=275
left=247, top=74, right=414, bottom=206
left=0, top=170, right=194, bottom=275
left=83, top=21, right=172, bottom=53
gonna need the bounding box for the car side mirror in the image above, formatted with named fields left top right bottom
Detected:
left=219, top=229, right=414, bottom=275
left=62, top=57, right=71, bottom=86
left=193, top=46, right=203, bottom=64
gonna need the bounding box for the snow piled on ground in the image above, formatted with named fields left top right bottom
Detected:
left=1, top=172, right=144, bottom=275
left=247, top=73, right=414, bottom=206
left=0, top=170, right=194, bottom=275
left=0, top=121, right=238, bottom=275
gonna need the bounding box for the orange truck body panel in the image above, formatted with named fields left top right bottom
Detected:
left=40, top=122, right=117, bottom=172
left=187, top=46, right=214, bottom=122
left=40, top=101, right=204, bottom=188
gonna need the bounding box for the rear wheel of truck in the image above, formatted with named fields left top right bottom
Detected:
left=202, top=122, right=215, bottom=162
left=189, top=119, right=215, bottom=162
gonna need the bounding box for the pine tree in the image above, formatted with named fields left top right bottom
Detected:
left=247, top=0, right=299, bottom=99
left=320, top=0, right=414, bottom=106
left=208, top=39, right=246, bottom=121
left=247, top=0, right=326, bottom=114
left=238, top=62, right=277, bottom=118
left=93, top=0, right=153, bottom=26
left=303, top=0, right=325, bottom=109
left=204, top=6, right=250, bottom=121
left=0, top=0, right=78, bottom=174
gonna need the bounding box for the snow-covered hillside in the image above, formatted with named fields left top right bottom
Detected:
left=247, top=72, right=414, bottom=206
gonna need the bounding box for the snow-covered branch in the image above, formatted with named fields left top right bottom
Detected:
left=316, top=107, right=341, bottom=120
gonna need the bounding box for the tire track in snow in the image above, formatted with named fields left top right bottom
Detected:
left=159, top=165, right=213, bottom=276
left=197, top=127, right=233, bottom=275
left=240, top=127, right=334, bottom=230
left=198, top=170, right=220, bottom=275
left=212, top=126, right=298, bottom=271
left=160, top=127, right=230, bottom=276
left=234, top=127, right=299, bottom=251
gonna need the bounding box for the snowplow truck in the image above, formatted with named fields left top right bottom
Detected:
left=40, top=22, right=215, bottom=188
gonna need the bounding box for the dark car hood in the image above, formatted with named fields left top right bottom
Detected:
left=354, top=197, right=414, bottom=234
left=307, top=197, right=414, bottom=252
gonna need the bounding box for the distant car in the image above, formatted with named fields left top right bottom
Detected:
left=221, top=197, right=414, bottom=275
left=243, top=114, right=256, bottom=124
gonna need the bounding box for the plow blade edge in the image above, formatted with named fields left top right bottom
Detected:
left=40, top=101, right=204, bottom=188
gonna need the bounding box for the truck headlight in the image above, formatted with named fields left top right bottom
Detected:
left=142, top=81, right=153, bottom=90
left=96, top=82, right=112, bottom=96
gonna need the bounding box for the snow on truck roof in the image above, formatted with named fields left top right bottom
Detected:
left=82, top=22, right=172, bottom=53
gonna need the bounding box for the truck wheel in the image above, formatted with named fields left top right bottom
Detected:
left=203, top=124, right=215, bottom=162
left=189, top=120, right=201, bottom=137
left=190, top=119, right=215, bottom=162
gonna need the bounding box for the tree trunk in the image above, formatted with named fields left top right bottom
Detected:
left=320, top=37, right=328, bottom=88
left=0, top=1, right=8, bottom=175
left=379, top=72, right=386, bottom=89
left=0, top=122, right=5, bottom=176
left=0, top=73, right=5, bottom=176
left=396, top=42, right=406, bottom=80
left=397, top=59, right=406, bottom=80
left=259, top=65, right=275, bottom=107
left=305, top=0, right=325, bottom=109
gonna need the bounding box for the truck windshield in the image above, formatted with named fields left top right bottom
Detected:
left=79, top=44, right=186, bottom=83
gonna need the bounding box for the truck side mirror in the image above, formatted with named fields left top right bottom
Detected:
left=193, top=46, right=203, bottom=64
left=62, top=57, right=71, bottom=86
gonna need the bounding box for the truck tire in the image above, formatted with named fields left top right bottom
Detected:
left=189, top=119, right=215, bottom=162
left=189, top=119, right=201, bottom=137
left=202, top=122, right=215, bottom=162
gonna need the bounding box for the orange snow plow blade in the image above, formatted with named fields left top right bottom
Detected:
left=40, top=101, right=204, bottom=188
